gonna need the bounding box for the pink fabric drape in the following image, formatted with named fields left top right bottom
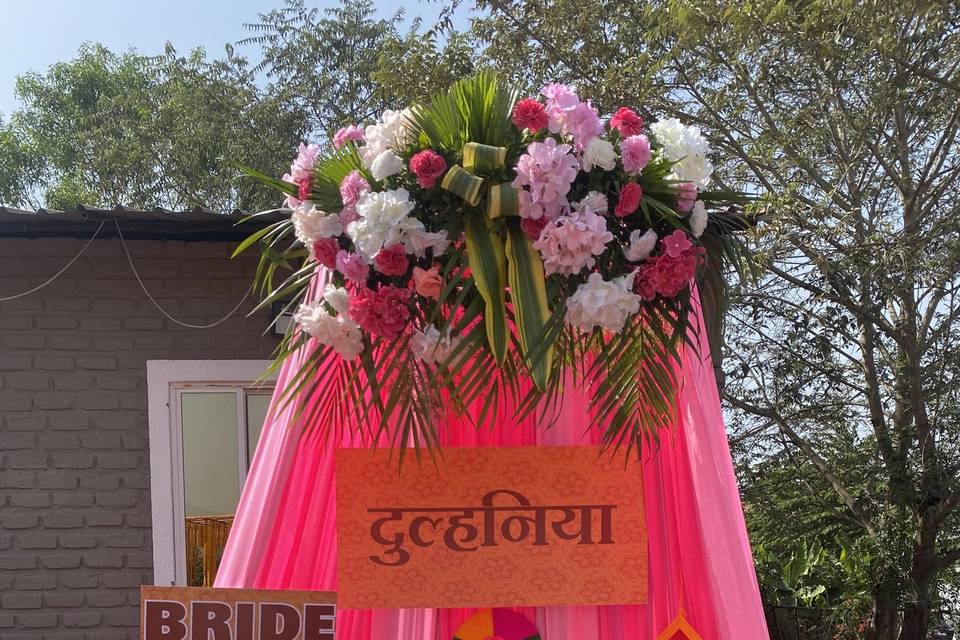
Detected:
left=215, top=289, right=768, bottom=639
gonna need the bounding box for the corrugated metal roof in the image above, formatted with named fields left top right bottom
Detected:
left=0, top=205, right=287, bottom=241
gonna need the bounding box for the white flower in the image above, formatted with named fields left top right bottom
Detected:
left=323, top=284, right=351, bottom=316
left=565, top=271, right=641, bottom=332
left=690, top=200, right=708, bottom=237
left=370, top=150, right=404, bottom=180
left=293, top=302, right=364, bottom=360
left=576, top=191, right=608, bottom=215
left=291, top=204, right=343, bottom=246
left=359, top=109, right=415, bottom=169
left=407, top=229, right=451, bottom=257
left=623, top=229, right=658, bottom=262
left=582, top=137, right=617, bottom=171
left=411, top=325, right=461, bottom=365
left=649, top=118, right=714, bottom=188
left=348, top=188, right=424, bottom=262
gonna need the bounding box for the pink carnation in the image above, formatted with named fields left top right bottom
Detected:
left=676, top=182, right=698, bottom=213
left=373, top=243, right=409, bottom=276
left=340, top=170, right=370, bottom=207
left=335, top=250, right=369, bottom=284
left=512, top=138, right=579, bottom=220
left=409, top=149, right=447, bottom=189
left=339, top=205, right=359, bottom=227
left=520, top=215, right=549, bottom=240
left=610, top=107, right=644, bottom=137
left=312, top=238, right=339, bottom=268
left=283, top=142, right=321, bottom=208
left=533, top=209, right=613, bottom=275
left=298, top=176, right=312, bottom=203
left=332, top=125, right=364, bottom=149
left=512, top=98, right=549, bottom=132
left=348, top=285, right=412, bottom=339
left=615, top=182, right=643, bottom=217
left=634, top=233, right=703, bottom=301
left=620, top=135, right=652, bottom=175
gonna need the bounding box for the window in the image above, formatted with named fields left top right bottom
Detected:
left=147, top=361, right=276, bottom=587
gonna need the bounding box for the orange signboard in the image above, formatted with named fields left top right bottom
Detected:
left=140, top=586, right=336, bottom=640
left=335, top=446, right=648, bottom=609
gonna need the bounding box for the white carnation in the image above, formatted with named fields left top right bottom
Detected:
left=293, top=302, right=364, bottom=360
left=407, top=229, right=451, bottom=257
left=690, top=200, right=708, bottom=238
left=370, top=150, right=404, bottom=180
left=359, top=109, right=415, bottom=169
left=576, top=191, right=608, bottom=215
left=291, top=205, right=343, bottom=246
left=649, top=118, right=714, bottom=188
left=565, top=271, right=641, bottom=333
left=623, top=229, right=658, bottom=262
left=411, top=325, right=461, bottom=365
left=582, top=137, right=617, bottom=171
left=322, top=284, right=351, bottom=316
left=348, top=188, right=424, bottom=262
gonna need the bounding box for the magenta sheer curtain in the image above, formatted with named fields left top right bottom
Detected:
left=215, top=284, right=768, bottom=639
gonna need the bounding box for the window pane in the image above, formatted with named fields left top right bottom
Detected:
left=245, top=393, right=271, bottom=468
left=180, top=392, right=240, bottom=517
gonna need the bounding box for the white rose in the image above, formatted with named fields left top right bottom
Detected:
left=565, top=271, right=641, bottom=332
left=623, top=229, right=658, bottom=262
left=690, top=200, right=708, bottom=237
left=291, top=205, right=343, bottom=246
left=582, top=137, right=617, bottom=171
left=370, top=150, right=404, bottom=180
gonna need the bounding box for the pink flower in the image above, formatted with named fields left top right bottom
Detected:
left=340, top=170, right=370, bottom=207
left=512, top=98, right=549, bottom=132
left=332, top=125, right=364, bottom=149
left=412, top=266, right=444, bottom=299
left=541, top=84, right=603, bottom=150
left=634, top=243, right=704, bottom=301
left=610, top=107, right=644, bottom=137
left=339, top=205, right=359, bottom=227
left=620, top=135, right=652, bottom=175
left=348, top=285, right=411, bottom=339
left=533, top=209, right=613, bottom=275
left=615, top=182, right=642, bottom=217
left=409, top=149, right=447, bottom=189
left=312, top=238, right=339, bottom=269
left=298, top=176, right=312, bottom=203
left=676, top=182, right=697, bottom=212
left=373, top=243, right=409, bottom=276
left=512, top=138, right=579, bottom=220
left=335, top=250, right=369, bottom=284
left=283, top=142, right=321, bottom=208
left=662, top=229, right=692, bottom=257
left=521, top=215, right=549, bottom=240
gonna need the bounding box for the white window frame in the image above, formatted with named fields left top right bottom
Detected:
left=147, top=360, right=276, bottom=586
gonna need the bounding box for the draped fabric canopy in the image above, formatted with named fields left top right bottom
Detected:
left=214, top=287, right=769, bottom=639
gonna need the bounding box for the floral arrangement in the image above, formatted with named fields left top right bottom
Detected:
left=237, top=72, right=750, bottom=454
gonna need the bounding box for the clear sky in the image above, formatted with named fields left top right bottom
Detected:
left=0, top=0, right=456, bottom=119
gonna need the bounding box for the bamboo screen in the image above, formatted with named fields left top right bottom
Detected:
left=185, top=515, right=234, bottom=587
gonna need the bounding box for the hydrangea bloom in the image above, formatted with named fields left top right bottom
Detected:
left=348, top=188, right=423, bottom=261
left=411, top=325, right=461, bottom=364
left=533, top=208, right=614, bottom=275
left=293, top=299, right=364, bottom=360
left=634, top=233, right=704, bottom=301
left=565, top=271, right=641, bottom=332
left=541, top=84, right=604, bottom=150
left=623, top=229, right=658, bottom=262
left=582, top=137, right=616, bottom=171
left=512, top=138, right=579, bottom=220
left=649, top=118, right=714, bottom=188
left=359, top=109, right=414, bottom=168
left=332, top=125, right=364, bottom=149
left=292, top=205, right=343, bottom=247
left=620, top=135, right=652, bottom=175
left=348, top=284, right=411, bottom=339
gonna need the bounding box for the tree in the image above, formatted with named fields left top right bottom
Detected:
left=0, top=43, right=304, bottom=211
left=470, top=1, right=960, bottom=638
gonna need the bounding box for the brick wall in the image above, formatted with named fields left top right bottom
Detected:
left=0, top=237, right=278, bottom=639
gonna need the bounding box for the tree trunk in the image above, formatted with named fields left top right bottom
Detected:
left=867, top=593, right=899, bottom=640
left=899, top=599, right=930, bottom=640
